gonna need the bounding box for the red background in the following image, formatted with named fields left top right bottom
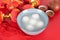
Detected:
left=0, top=0, right=60, bottom=40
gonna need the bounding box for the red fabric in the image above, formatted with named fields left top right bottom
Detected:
left=0, top=0, right=60, bottom=40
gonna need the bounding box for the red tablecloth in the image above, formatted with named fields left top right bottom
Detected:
left=0, top=0, right=60, bottom=40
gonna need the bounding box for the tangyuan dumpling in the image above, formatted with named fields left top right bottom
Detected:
left=22, top=16, right=30, bottom=23
left=36, top=21, right=44, bottom=28
left=26, top=25, right=34, bottom=31
left=32, top=14, right=40, bottom=19
left=29, top=18, right=37, bottom=25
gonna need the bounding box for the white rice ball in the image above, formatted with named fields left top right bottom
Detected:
left=29, top=18, right=37, bottom=25
left=36, top=21, right=44, bottom=28
left=32, top=14, right=40, bottom=19
left=26, top=25, right=34, bottom=31
left=22, top=16, right=29, bottom=23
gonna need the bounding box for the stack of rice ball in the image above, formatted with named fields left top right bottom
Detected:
left=22, top=14, right=44, bottom=31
